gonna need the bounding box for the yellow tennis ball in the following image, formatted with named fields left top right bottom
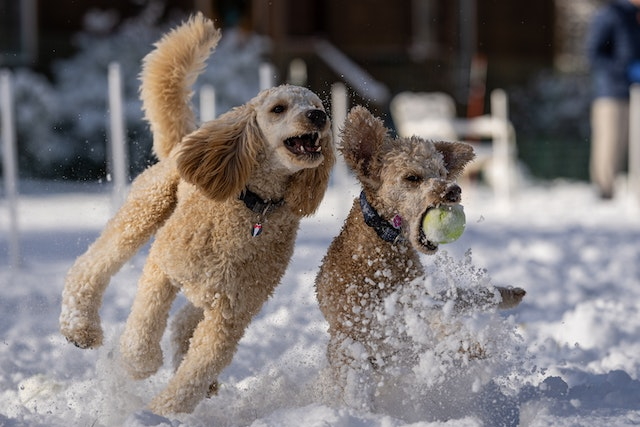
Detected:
left=422, top=205, right=466, bottom=244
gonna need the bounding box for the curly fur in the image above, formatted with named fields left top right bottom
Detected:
left=315, top=106, right=524, bottom=406
left=60, top=14, right=334, bottom=415
left=176, top=106, right=262, bottom=201
left=140, top=13, right=221, bottom=160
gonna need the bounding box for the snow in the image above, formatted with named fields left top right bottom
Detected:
left=1, top=177, right=640, bottom=426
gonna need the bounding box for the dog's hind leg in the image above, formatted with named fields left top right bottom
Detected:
left=120, top=258, right=179, bottom=379
left=326, top=332, right=377, bottom=411
left=170, top=302, right=203, bottom=370
left=169, top=302, right=220, bottom=397
left=148, top=296, right=251, bottom=415
left=60, top=160, right=180, bottom=349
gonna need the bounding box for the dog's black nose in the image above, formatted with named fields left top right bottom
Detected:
left=445, top=184, right=461, bottom=203
left=306, top=109, right=327, bottom=128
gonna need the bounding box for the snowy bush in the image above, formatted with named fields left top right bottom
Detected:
left=7, top=4, right=268, bottom=180
left=11, top=69, right=71, bottom=176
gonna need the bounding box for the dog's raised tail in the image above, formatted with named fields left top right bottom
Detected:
left=140, top=13, right=221, bottom=160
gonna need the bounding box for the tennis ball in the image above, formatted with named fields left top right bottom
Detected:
left=422, top=205, right=466, bottom=244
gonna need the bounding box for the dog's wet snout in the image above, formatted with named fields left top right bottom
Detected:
left=444, top=184, right=462, bottom=203
left=306, top=109, right=327, bottom=128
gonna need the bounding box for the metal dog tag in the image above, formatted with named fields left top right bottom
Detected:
left=252, top=223, right=263, bottom=237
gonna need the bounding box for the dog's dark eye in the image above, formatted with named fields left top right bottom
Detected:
left=404, top=175, right=422, bottom=183
left=272, top=105, right=286, bottom=114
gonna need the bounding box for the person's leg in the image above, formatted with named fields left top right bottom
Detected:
left=614, top=101, right=630, bottom=185
left=590, top=98, right=629, bottom=199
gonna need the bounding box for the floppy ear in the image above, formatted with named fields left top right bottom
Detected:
left=433, top=141, right=476, bottom=179
left=339, top=105, right=387, bottom=187
left=285, top=133, right=335, bottom=216
left=177, top=105, right=262, bottom=201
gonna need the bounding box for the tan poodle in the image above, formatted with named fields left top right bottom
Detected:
left=59, top=14, right=334, bottom=415
left=315, top=106, right=524, bottom=406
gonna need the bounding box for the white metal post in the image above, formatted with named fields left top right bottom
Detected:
left=259, top=62, right=276, bottom=91
left=629, top=83, right=640, bottom=205
left=200, top=84, right=216, bottom=122
left=288, top=58, right=307, bottom=86
left=490, top=88, right=511, bottom=208
left=1, top=69, right=21, bottom=269
left=107, top=62, right=128, bottom=210
left=331, top=82, right=349, bottom=189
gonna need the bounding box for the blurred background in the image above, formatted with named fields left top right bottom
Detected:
left=0, top=0, right=603, bottom=183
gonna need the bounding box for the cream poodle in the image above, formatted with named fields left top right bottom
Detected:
left=60, top=14, right=334, bottom=415
left=315, top=106, right=524, bottom=406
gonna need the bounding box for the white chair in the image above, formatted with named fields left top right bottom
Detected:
left=390, top=89, right=517, bottom=204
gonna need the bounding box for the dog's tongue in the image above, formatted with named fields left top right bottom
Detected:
left=302, top=137, right=321, bottom=153
left=286, top=134, right=321, bottom=154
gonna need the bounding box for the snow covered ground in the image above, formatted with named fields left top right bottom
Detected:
left=1, top=176, right=640, bottom=426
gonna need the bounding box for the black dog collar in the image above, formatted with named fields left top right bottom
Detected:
left=359, top=191, right=403, bottom=244
left=240, top=188, right=285, bottom=237
left=239, top=188, right=285, bottom=216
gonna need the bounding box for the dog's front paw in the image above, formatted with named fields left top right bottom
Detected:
left=63, top=327, right=103, bottom=349
left=497, top=286, right=526, bottom=309
left=59, top=305, right=103, bottom=349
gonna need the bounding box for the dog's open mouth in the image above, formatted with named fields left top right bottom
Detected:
left=284, top=132, right=322, bottom=155
left=418, top=208, right=439, bottom=252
